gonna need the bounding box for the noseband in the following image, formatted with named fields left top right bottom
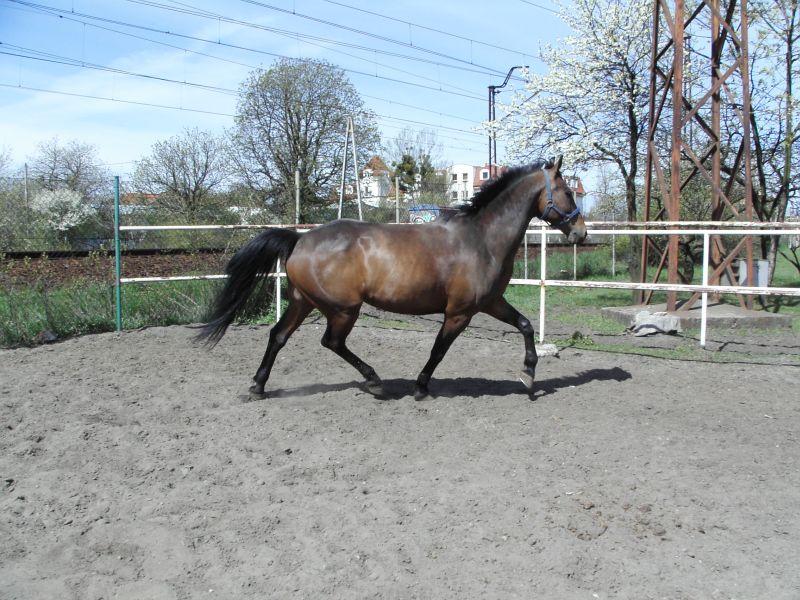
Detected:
left=539, top=166, right=581, bottom=226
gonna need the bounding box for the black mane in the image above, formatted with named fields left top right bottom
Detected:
left=459, top=159, right=551, bottom=215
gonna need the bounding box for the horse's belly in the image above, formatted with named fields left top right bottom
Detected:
left=365, top=291, right=446, bottom=315
left=364, top=274, right=447, bottom=314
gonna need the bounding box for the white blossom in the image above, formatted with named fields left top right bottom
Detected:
left=30, top=188, right=92, bottom=231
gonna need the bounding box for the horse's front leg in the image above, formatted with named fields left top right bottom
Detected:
left=482, top=297, right=538, bottom=390
left=414, top=313, right=471, bottom=400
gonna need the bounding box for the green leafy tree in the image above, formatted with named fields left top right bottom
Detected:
left=231, top=58, right=379, bottom=221
left=392, top=153, right=417, bottom=192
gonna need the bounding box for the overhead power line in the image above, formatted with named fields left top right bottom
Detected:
left=6, top=0, right=485, bottom=101
left=0, top=83, right=484, bottom=154
left=517, top=0, right=559, bottom=15
left=1, top=45, right=484, bottom=138
left=2, top=5, right=480, bottom=123
left=229, top=0, right=522, bottom=77
left=320, top=0, right=536, bottom=58
left=0, top=82, right=234, bottom=117
left=121, top=0, right=504, bottom=85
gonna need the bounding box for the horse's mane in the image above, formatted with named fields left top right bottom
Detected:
left=459, top=159, right=551, bottom=215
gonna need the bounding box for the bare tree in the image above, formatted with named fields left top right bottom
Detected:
left=133, top=128, right=230, bottom=217
left=231, top=58, right=379, bottom=221
left=384, top=127, right=445, bottom=173
left=0, top=147, right=11, bottom=177
left=28, top=138, right=107, bottom=200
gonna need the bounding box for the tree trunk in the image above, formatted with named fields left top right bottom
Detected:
left=625, top=174, right=640, bottom=282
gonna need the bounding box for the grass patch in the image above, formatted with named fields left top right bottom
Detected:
left=0, top=279, right=282, bottom=347
left=556, top=335, right=800, bottom=365
left=555, top=312, right=627, bottom=335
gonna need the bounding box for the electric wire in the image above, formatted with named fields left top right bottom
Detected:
left=5, top=3, right=478, bottom=122
left=319, top=0, right=537, bottom=58
left=222, top=0, right=524, bottom=77
left=123, top=0, right=507, bottom=83
left=4, top=0, right=486, bottom=101
left=1, top=44, right=485, bottom=138
left=0, top=83, right=485, bottom=154
left=517, top=0, right=559, bottom=15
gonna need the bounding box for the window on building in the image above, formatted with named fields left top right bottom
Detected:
left=451, top=191, right=458, bottom=200
left=451, top=173, right=457, bottom=182
left=481, top=170, right=489, bottom=180
left=462, top=173, right=468, bottom=180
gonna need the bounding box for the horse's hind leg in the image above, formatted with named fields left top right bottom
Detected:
left=250, top=292, right=313, bottom=400
left=321, top=307, right=385, bottom=398
left=482, top=297, right=537, bottom=390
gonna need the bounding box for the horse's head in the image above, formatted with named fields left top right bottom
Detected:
left=537, top=156, right=588, bottom=245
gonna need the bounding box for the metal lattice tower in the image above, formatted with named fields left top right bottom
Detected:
left=640, top=0, right=755, bottom=310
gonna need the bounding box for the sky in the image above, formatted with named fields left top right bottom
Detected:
left=0, top=0, right=571, bottom=178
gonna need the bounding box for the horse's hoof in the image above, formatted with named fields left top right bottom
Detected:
left=414, top=387, right=432, bottom=401
left=365, top=380, right=387, bottom=399
left=248, top=385, right=268, bottom=401
left=519, top=371, right=535, bottom=390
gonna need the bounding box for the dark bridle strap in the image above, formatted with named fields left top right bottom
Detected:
left=539, top=165, right=581, bottom=226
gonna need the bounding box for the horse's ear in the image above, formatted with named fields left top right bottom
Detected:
left=553, top=155, right=563, bottom=172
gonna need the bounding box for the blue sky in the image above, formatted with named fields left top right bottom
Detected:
left=0, top=0, right=569, bottom=175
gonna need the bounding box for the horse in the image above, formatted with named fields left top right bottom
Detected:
left=198, top=156, right=587, bottom=401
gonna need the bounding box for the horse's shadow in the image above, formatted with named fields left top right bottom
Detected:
left=257, top=367, right=632, bottom=401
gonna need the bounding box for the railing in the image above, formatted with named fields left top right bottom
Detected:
left=112, top=195, right=800, bottom=350
left=514, top=222, right=800, bottom=347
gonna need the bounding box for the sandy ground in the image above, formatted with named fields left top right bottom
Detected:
left=1, top=314, right=799, bottom=599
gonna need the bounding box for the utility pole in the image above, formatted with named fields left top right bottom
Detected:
left=337, top=116, right=363, bottom=221
left=338, top=119, right=350, bottom=220
left=488, top=66, right=527, bottom=174
left=395, top=176, right=400, bottom=224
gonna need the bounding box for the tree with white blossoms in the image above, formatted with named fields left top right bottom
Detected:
left=746, top=0, right=799, bottom=277
left=30, top=188, right=92, bottom=232
left=496, top=0, right=652, bottom=240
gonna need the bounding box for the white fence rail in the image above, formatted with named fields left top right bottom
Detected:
left=115, top=221, right=800, bottom=348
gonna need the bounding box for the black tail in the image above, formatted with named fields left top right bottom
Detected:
left=196, top=228, right=300, bottom=346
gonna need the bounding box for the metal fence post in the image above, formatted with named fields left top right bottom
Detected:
left=700, top=232, right=710, bottom=347
left=523, top=231, right=528, bottom=279
left=395, top=176, right=400, bottom=224
left=611, top=214, right=617, bottom=277
left=573, top=244, right=577, bottom=280
left=275, top=257, right=282, bottom=321
left=295, top=168, right=300, bottom=225
left=538, top=224, right=547, bottom=343
left=113, top=175, right=122, bottom=332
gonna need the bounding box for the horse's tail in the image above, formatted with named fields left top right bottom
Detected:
left=196, top=228, right=301, bottom=346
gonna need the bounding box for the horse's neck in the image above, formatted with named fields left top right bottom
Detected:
left=479, top=175, right=542, bottom=263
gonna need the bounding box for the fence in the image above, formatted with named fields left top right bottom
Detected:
left=113, top=174, right=800, bottom=348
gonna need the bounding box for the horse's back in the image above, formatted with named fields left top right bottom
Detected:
left=286, top=220, right=460, bottom=314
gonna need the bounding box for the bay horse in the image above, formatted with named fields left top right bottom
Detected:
left=198, top=156, right=587, bottom=400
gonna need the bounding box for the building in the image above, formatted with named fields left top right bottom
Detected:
left=446, top=164, right=586, bottom=210
left=447, top=164, right=509, bottom=203
left=346, top=156, right=393, bottom=207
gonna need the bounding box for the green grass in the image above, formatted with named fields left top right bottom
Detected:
left=554, top=335, right=800, bottom=365
left=3, top=243, right=797, bottom=348
left=0, top=279, right=283, bottom=347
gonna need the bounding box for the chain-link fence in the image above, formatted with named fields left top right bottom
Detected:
left=0, top=175, right=465, bottom=346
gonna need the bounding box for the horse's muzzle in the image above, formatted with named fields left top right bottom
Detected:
left=567, top=225, right=588, bottom=245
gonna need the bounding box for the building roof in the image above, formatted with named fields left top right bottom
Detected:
left=364, top=155, right=390, bottom=173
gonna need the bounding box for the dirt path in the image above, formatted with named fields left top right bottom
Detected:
left=1, top=318, right=799, bottom=599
